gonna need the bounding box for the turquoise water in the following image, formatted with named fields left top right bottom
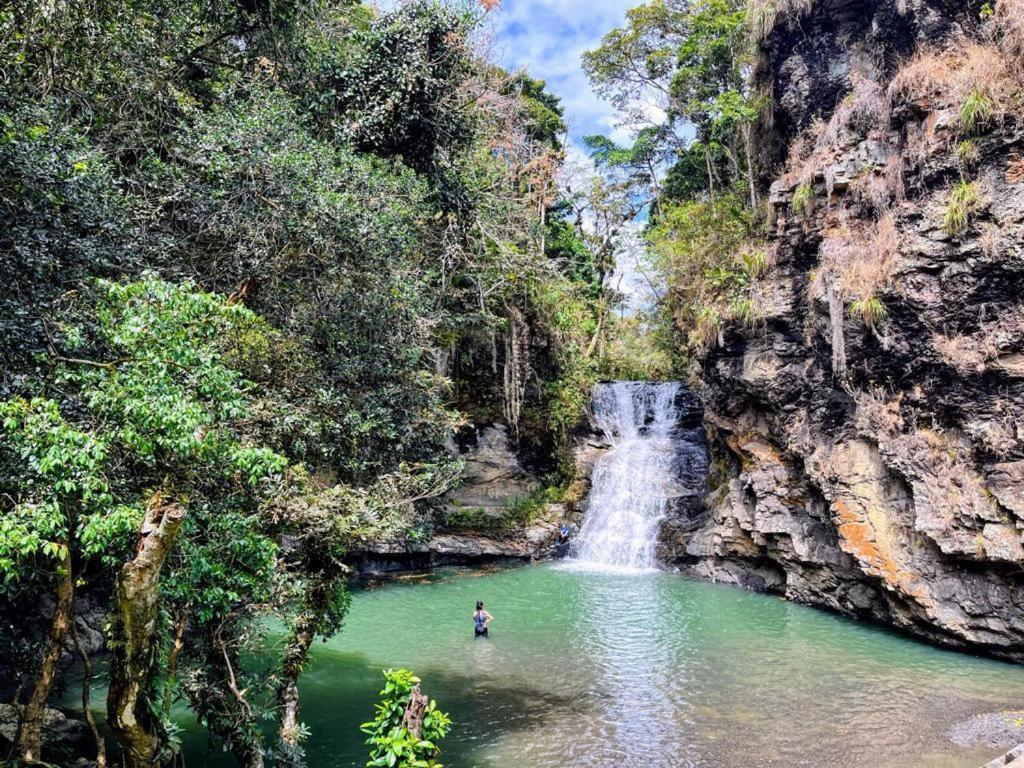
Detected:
left=166, top=562, right=1024, bottom=768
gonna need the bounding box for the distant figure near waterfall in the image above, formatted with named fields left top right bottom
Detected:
left=473, top=601, right=493, bottom=638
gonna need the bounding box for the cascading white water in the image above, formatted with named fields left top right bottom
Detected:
left=570, top=381, right=687, bottom=571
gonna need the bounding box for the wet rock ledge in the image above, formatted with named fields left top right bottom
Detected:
left=350, top=422, right=597, bottom=576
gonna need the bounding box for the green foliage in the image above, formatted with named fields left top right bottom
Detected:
left=161, top=87, right=458, bottom=482
left=441, top=486, right=556, bottom=532
left=505, top=73, right=567, bottom=147
left=943, top=181, right=982, bottom=237
left=598, top=313, right=677, bottom=381
left=670, top=0, right=753, bottom=134
left=848, top=296, right=888, bottom=329
left=728, top=295, right=762, bottom=326
left=582, top=0, right=689, bottom=113
left=525, top=276, right=600, bottom=478
left=585, top=0, right=759, bottom=201
left=0, top=103, right=133, bottom=394
left=647, top=195, right=760, bottom=354
left=791, top=183, right=814, bottom=216
left=0, top=398, right=132, bottom=583
left=740, top=248, right=768, bottom=278
left=307, top=3, right=475, bottom=177
left=958, top=88, right=994, bottom=133
left=1, top=275, right=288, bottom=598
left=693, top=305, right=723, bottom=349
left=956, top=139, right=980, bottom=165
left=361, top=669, right=451, bottom=768
left=581, top=0, right=767, bottom=372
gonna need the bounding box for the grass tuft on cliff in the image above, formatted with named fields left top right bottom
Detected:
left=943, top=181, right=982, bottom=237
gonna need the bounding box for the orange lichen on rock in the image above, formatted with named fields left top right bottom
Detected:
left=834, top=498, right=927, bottom=601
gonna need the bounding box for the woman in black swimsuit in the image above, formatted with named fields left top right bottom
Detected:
left=473, top=601, right=493, bottom=637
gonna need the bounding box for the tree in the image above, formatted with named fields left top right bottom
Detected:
left=273, top=463, right=460, bottom=767
left=0, top=399, right=133, bottom=763
left=584, top=0, right=761, bottom=206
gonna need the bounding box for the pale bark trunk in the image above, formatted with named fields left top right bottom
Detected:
left=827, top=276, right=848, bottom=379
left=16, top=547, right=73, bottom=763
left=276, top=612, right=316, bottom=768
left=106, top=498, right=185, bottom=768
left=585, top=305, right=606, bottom=359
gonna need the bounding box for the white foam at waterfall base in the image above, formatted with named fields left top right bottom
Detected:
left=563, top=381, right=683, bottom=574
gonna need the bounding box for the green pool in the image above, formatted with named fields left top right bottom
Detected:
left=165, top=562, right=1024, bottom=768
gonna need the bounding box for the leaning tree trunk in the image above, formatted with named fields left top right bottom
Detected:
left=276, top=610, right=317, bottom=768
left=71, top=621, right=107, bottom=767
left=107, top=498, right=185, bottom=768
left=16, top=547, right=74, bottom=763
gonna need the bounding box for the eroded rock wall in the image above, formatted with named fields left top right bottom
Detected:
left=677, top=0, right=1024, bottom=659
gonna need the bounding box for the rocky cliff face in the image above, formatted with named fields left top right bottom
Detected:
left=675, top=0, right=1024, bottom=659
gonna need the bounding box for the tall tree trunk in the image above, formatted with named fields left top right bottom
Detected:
left=276, top=610, right=317, bottom=768
left=107, top=498, right=185, bottom=768
left=70, top=620, right=106, bottom=767
left=16, top=547, right=74, bottom=763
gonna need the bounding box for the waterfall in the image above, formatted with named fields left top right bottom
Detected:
left=570, top=381, right=703, bottom=571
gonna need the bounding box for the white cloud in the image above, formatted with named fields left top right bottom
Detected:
left=486, top=0, right=638, bottom=142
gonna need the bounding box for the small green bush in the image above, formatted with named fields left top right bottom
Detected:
left=958, top=88, right=993, bottom=133
left=362, top=669, right=451, bottom=768
left=955, top=139, right=980, bottom=166
left=728, top=296, right=762, bottom=327
left=741, top=248, right=768, bottom=278
left=691, top=305, right=722, bottom=350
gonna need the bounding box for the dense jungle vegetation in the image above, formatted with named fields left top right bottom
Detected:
left=0, top=0, right=624, bottom=765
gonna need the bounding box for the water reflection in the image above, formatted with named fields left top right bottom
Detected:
left=569, top=572, right=697, bottom=766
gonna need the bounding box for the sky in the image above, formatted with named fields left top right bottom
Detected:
left=482, top=0, right=662, bottom=312
left=484, top=0, right=638, bottom=146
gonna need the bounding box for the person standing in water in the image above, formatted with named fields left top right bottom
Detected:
left=473, top=601, right=493, bottom=638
